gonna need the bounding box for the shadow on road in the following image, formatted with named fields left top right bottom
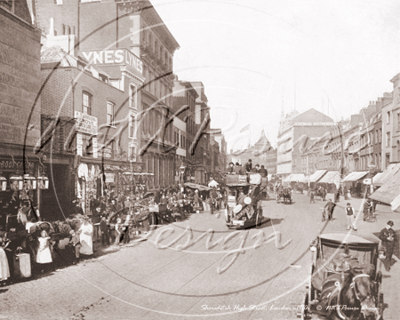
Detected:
left=257, top=218, right=285, bottom=229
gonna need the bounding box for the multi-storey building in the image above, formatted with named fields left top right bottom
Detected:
left=35, top=0, right=179, bottom=191
left=0, top=2, right=42, bottom=224
left=278, top=108, right=335, bottom=177
left=190, top=81, right=211, bottom=184
left=228, top=130, right=277, bottom=175
left=39, top=45, right=146, bottom=217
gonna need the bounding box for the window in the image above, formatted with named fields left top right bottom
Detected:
left=129, top=114, right=136, bottom=138
left=386, top=132, right=390, bottom=147
left=130, top=85, right=137, bottom=109
left=107, top=101, right=115, bottom=126
left=398, top=112, right=400, bottom=131
left=129, top=145, right=137, bottom=162
left=82, top=92, right=91, bottom=115
left=387, top=111, right=390, bottom=124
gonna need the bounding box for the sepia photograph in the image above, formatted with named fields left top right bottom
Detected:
left=0, top=0, right=399, bottom=319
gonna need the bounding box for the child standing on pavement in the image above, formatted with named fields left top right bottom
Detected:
left=345, top=202, right=357, bottom=231
left=36, top=230, right=53, bottom=273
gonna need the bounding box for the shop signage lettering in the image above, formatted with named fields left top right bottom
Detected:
left=0, top=160, right=34, bottom=170
left=81, top=49, right=143, bottom=74
left=75, top=111, right=98, bottom=135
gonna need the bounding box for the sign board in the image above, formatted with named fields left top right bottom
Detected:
left=75, top=111, right=98, bottom=135
left=105, top=173, right=115, bottom=183
left=76, top=133, right=83, bottom=156
left=81, top=49, right=143, bottom=74
left=363, top=178, right=371, bottom=185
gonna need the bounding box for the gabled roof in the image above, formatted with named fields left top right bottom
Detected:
left=292, top=108, right=334, bottom=124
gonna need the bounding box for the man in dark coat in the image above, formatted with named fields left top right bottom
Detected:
left=72, top=199, right=84, bottom=215
left=363, top=199, right=371, bottom=221
left=379, top=220, right=397, bottom=271
left=259, top=165, right=268, bottom=177
left=227, top=162, right=235, bottom=173
left=324, top=199, right=336, bottom=221
left=245, top=159, right=252, bottom=173
left=251, top=164, right=260, bottom=173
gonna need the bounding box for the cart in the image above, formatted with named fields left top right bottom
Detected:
left=224, top=173, right=270, bottom=230
left=298, top=233, right=384, bottom=320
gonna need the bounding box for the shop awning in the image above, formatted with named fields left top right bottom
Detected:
left=373, top=164, right=400, bottom=187
left=309, top=170, right=327, bottom=182
left=283, top=174, right=294, bottom=183
left=318, top=171, right=341, bottom=185
left=391, top=194, right=400, bottom=212
left=370, top=166, right=400, bottom=206
left=342, top=171, right=368, bottom=182
left=290, top=173, right=306, bottom=183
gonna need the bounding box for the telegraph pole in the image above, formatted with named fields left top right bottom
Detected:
left=338, top=123, right=345, bottom=195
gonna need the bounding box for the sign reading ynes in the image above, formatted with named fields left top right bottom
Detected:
left=81, top=49, right=143, bottom=74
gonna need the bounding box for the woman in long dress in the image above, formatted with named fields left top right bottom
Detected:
left=79, top=218, right=93, bottom=255
left=0, top=236, right=10, bottom=284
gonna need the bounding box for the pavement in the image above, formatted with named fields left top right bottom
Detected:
left=0, top=193, right=399, bottom=320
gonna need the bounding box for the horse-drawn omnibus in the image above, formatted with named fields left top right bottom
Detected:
left=298, top=233, right=384, bottom=320
left=224, top=173, right=270, bottom=230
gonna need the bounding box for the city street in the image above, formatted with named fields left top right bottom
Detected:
left=1, top=193, right=398, bottom=320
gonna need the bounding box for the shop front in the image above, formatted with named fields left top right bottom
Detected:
left=0, top=156, right=48, bottom=231
left=75, top=160, right=146, bottom=214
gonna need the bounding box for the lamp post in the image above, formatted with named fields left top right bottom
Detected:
left=179, top=164, right=186, bottom=186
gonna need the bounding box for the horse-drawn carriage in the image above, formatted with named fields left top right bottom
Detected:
left=298, top=233, right=384, bottom=320
left=224, top=173, right=270, bottom=230
left=276, top=186, right=292, bottom=204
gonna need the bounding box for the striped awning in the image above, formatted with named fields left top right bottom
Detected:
left=318, top=171, right=341, bottom=184
left=309, top=170, right=327, bottom=182
left=342, top=171, right=368, bottom=182
left=370, top=166, right=400, bottom=206
left=373, top=164, right=400, bottom=187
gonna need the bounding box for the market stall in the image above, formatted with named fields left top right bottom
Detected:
left=342, top=171, right=369, bottom=198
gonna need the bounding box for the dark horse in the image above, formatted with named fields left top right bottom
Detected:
left=318, top=265, right=380, bottom=320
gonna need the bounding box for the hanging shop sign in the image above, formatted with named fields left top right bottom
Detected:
left=75, top=111, right=98, bottom=136
left=105, top=173, right=115, bottom=183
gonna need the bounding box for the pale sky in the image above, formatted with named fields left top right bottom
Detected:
left=153, top=0, right=400, bottom=151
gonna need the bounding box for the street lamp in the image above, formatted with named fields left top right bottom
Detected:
left=179, top=165, right=186, bottom=184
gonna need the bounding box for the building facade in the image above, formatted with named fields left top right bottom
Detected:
left=0, top=2, right=43, bottom=225
left=278, top=108, right=335, bottom=177
left=35, top=0, right=179, bottom=191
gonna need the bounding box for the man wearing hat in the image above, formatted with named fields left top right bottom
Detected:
left=379, top=221, right=397, bottom=271
left=324, top=199, right=336, bottom=221
left=227, top=162, right=235, bottom=174
left=245, top=159, right=253, bottom=173
left=363, top=199, right=371, bottom=221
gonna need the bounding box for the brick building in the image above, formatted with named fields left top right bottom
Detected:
left=0, top=2, right=43, bottom=223
left=35, top=0, right=178, bottom=192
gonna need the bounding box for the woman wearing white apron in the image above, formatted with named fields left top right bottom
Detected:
left=79, top=217, right=93, bottom=255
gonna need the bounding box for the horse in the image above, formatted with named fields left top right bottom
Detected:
left=316, top=264, right=380, bottom=320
